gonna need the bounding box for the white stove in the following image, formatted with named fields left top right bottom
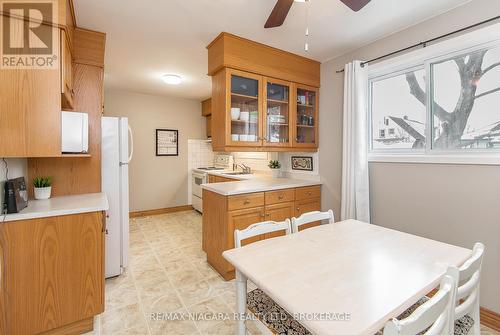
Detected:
left=192, top=155, right=233, bottom=212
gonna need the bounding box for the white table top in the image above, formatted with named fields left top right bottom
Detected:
left=3, top=192, right=109, bottom=222
left=223, top=220, right=471, bottom=335
left=201, top=176, right=322, bottom=196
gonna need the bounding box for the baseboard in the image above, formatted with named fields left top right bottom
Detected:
left=130, top=205, right=194, bottom=218
left=481, top=307, right=500, bottom=331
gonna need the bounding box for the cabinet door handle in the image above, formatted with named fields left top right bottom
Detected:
left=266, top=213, right=271, bottom=217
left=278, top=195, right=284, bottom=200
left=296, top=207, right=300, bottom=211
left=306, top=192, right=312, bottom=196
left=243, top=200, right=250, bottom=205
left=260, top=214, right=266, bottom=218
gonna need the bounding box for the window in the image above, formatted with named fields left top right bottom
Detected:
left=431, top=46, right=500, bottom=150
left=370, top=69, right=426, bottom=150
left=369, top=39, right=500, bottom=163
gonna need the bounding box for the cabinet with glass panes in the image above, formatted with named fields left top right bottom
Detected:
left=264, top=78, right=292, bottom=147
left=228, top=70, right=262, bottom=147
left=293, top=84, right=318, bottom=148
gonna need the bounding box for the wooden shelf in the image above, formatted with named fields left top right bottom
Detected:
left=297, top=103, right=315, bottom=108
left=231, top=119, right=258, bottom=125
left=231, top=93, right=258, bottom=103
left=267, top=98, right=288, bottom=104
left=59, top=153, right=92, bottom=157
left=297, top=125, right=315, bottom=128
left=268, top=122, right=289, bottom=126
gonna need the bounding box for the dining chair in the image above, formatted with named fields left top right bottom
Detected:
left=380, top=243, right=485, bottom=335
left=291, top=209, right=334, bottom=233
left=451, top=242, right=485, bottom=335
left=234, top=219, right=291, bottom=248
left=382, top=272, right=458, bottom=335
left=234, top=220, right=312, bottom=334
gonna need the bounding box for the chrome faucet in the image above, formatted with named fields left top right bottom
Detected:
left=233, top=163, right=251, bottom=174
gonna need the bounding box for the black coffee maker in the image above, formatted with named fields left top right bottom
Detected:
left=4, top=177, right=28, bottom=214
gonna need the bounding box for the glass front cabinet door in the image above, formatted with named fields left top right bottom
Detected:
left=263, top=78, right=292, bottom=147
left=228, top=70, right=263, bottom=146
left=293, top=84, right=319, bottom=148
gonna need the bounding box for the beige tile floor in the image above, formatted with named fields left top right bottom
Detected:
left=84, top=210, right=499, bottom=335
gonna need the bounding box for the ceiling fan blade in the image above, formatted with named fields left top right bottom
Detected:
left=339, top=0, right=371, bottom=12
left=265, top=0, right=294, bottom=28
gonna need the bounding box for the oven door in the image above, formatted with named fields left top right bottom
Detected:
left=192, top=172, right=207, bottom=198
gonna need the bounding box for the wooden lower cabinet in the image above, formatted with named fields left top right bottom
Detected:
left=0, top=212, right=104, bottom=335
left=295, top=197, right=322, bottom=231
left=228, top=207, right=266, bottom=248
left=203, top=185, right=321, bottom=280
left=265, top=202, right=295, bottom=238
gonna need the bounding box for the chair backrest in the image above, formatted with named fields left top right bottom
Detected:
left=454, top=242, right=485, bottom=320
left=383, top=272, right=457, bottom=335
left=291, top=209, right=334, bottom=233
left=234, top=219, right=292, bottom=248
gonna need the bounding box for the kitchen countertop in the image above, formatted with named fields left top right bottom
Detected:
left=2, top=192, right=109, bottom=222
left=201, top=175, right=321, bottom=196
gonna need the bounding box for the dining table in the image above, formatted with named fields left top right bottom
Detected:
left=222, top=219, right=471, bottom=335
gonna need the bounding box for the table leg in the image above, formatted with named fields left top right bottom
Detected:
left=236, top=269, right=247, bottom=335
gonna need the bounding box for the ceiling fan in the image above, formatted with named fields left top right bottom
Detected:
left=264, top=0, right=371, bottom=28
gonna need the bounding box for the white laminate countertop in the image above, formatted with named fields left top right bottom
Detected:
left=2, top=192, right=109, bottom=222
left=201, top=176, right=322, bottom=196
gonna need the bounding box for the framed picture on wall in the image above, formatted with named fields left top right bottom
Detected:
left=291, top=156, right=313, bottom=171
left=156, top=129, right=178, bottom=156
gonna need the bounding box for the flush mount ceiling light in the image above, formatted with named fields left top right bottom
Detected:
left=161, top=74, right=182, bottom=85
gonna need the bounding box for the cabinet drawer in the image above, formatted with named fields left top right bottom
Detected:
left=228, top=192, right=265, bottom=211
left=265, top=189, right=295, bottom=205
left=295, top=186, right=321, bottom=201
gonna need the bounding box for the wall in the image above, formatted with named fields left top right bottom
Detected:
left=105, top=90, right=205, bottom=212
left=0, top=159, right=27, bottom=208
left=319, top=0, right=500, bottom=312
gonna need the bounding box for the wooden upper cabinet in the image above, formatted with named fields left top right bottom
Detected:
left=207, top=32, right=319, bottom=152
left=293, top=84, right=319, bottom=148
left=207, top=32, right=320, bottom=87
left=0, top=20, right=61, bottom=157
left=201, top=98, right=212, bottom=116
left=264, top=77, right=292, bottom=147
left=61, top=29, right=74, bottom=109
left=227, top=69, right=263, bottom=148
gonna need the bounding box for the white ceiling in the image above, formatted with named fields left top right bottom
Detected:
left=74, top=0, right=471, bottom=100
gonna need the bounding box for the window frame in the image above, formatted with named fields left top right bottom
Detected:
left=367, top=30, right=500, bottom=165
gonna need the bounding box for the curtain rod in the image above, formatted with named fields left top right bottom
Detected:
left=335, top=15, right=500, bottom=73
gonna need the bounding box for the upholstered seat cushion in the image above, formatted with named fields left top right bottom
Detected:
left=247, top=288, right=311, bottom=335
left=374, top=296, right=475, bottom=335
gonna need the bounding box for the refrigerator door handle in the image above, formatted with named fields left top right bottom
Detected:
left=127, top=125, right=134, bottom=163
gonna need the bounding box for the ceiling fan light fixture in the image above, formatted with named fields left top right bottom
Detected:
left=161, top=74, right=182, bottom=85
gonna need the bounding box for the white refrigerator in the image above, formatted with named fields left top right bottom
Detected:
left=102, top=117, right=133, bottom=278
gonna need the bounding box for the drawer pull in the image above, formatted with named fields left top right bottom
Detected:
left=306, top=192, right=312, bottom=196
left=296, top=207, right=300, bottom=211
left=266, top=213, right=271, bottom=217
left=260, top=214, right=266, bottom=218
left=243, top=200, right=250, bottom=205
left=278, top=195, right=284, bottom=200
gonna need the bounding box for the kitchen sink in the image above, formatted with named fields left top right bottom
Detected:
left=224, top=172, right=251, bottom=175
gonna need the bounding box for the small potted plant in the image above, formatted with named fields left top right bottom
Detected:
left=33, top=176, right=52, bottom=200
left=268, top=160, right=282, bottom=178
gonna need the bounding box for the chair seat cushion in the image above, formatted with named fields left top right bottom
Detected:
left=374, top=296, right=475, bottom=335
left=247, top=288, right=311, bottom=335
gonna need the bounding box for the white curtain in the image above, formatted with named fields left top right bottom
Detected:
left=341, top=61, right=370, bottom=222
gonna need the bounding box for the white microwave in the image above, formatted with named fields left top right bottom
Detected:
left=61, top=111, right=89, bottom=153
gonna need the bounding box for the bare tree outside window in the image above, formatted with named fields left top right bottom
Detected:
left=409, top=46, right=500, bottom=150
